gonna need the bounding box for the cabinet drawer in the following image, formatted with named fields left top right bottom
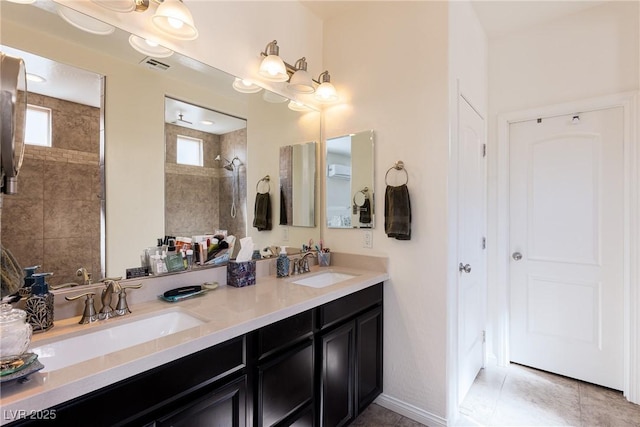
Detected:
left=258, top=309, right=313, bottom=359
left=319, top=283, right=382, bottom=330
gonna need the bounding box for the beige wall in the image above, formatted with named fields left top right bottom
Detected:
left=323, top=1, right=451, bottom=420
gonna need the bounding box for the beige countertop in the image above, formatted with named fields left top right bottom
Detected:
left=0, top=254, right=388, bottom=424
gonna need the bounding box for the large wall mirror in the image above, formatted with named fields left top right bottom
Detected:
left=326, top=130, right=375, bottom=229
left=0, top=0, right=320, bottom=280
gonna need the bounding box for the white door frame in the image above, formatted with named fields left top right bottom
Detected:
left=494, top=91, right=639, bottom=403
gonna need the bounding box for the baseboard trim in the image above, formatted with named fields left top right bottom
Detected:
left=375, top=393, right=447, bottom=427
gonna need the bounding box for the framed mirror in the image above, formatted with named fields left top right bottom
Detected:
left=279, top=141, right=317, bottom=228
left=326, top=130, right=375, bottom=229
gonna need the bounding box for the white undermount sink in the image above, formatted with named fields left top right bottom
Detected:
left=31, top=309, right=206, bottom=372
left=291, top=271, right=357, bottom=288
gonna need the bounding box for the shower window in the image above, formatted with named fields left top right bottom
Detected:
left=176, top=135, right=203, bottom=166
left=25, top=104, right=52, bottom=147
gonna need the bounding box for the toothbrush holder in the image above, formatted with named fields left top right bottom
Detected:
left=318, top=252, right=331, bottom=267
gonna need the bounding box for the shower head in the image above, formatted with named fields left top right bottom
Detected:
left=215, top=155, right=241, bottom=171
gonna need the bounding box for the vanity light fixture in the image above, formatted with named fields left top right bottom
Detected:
left=287, top=57, right=314, bottom=94
left=128, top=35, right=173, bottom=58
left=232, top=78, right=262, bottom=94
left=257, top=40, right=340, bottom=102
left=56, top=4, right=116, bottom=35
left=152, top=0, right=199, bottom=41
left=5, top=0, right=36, bottom=4
left=314, top=71, right=338, bottom=103
left=258, top=40, right=289, bottom=82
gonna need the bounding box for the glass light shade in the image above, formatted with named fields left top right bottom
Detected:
left=128, top=35, right=173, bottom=58
left=287, top=69, right=315, bottom=94
left=232, top=78, right=262, bottom=94
left=258, top=55, right=288, bottom=82
left=6, top=0, right=36, bottom=3
left=315, top=81, right=338, bottom=103
left=91, top=0, right=136, bottom=13
left=152, top=0, right=198, bottom=41
left=56, top=5, right=116, bottom=35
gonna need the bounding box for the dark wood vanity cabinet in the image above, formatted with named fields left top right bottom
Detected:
left=318, top=284, right=384, bottom=427
left=6, top=283, right=383, bottom=427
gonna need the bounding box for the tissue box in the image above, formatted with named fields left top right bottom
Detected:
left=227, top=260, right=256, bottom=287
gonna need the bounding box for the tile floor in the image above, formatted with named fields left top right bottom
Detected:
left=459, top=363, right=640, bottom=426
left=354, top=363, right=640, bottom=426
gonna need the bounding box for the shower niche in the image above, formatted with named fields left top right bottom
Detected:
left=164, top=97, right=247, bottom=239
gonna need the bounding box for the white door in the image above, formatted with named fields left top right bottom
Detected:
left=458, top=97, right=487, bottom=402
left=509, top=107, right=624, bottom=390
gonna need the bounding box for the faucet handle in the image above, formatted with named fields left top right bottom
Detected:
left=65, top=292, right=98, bottom=324
left=114, top=283, right=142, bottom=316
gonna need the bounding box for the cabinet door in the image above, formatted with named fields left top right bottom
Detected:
left=356, top=306, right=383, bottom=413
left=320, top=321, right=355, bottom=427
left=155, top=376, right=246, bottom=427
left=258, top=340, right=314, bottom=427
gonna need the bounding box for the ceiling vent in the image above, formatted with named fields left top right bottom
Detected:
left=141, top=57, right=170, bottom=72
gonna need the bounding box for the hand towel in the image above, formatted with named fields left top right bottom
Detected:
left=359, top=197, right=372, bottom=224
left=384, top=184, right=411, bottom=240
left=252, top=192, right=272, bottom=231
left=279, top=185, right=288, bottom=225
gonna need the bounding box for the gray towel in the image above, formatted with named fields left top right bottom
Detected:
left=359, top=197, right=372, bottom=224
left=253, top=192, right=272, bottom=231
left=384, top=184, right=411, bottom=240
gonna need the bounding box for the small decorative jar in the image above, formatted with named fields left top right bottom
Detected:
left=0, top=303, right=32, bottom=362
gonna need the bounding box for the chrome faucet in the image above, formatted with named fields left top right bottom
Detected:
left=99, top=279, right=122, bottom=320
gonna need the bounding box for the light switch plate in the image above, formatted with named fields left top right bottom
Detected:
left=282, top=226, right=289, bottom=241
left=363, top=230, right=372, bottom=248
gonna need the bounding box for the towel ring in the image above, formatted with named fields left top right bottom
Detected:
left=385, top=160, right=408, bottom=186
left=256, top=175, right=270, bottom=194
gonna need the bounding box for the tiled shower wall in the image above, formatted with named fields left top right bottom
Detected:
left=165, top=125, right=246, bottom=239
left=1, top=93, right=101, bottom=287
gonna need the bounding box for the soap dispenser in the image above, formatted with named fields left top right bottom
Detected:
left=18, top=265, right=40, bottom=298
left=276, top=246, right=290, bottom=278
left=25, top=272, right=54, bottom=333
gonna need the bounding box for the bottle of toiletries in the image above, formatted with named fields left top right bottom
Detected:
left=276, top=246, right=290, bottom=278
left=25, top=272, right=54, bottom=333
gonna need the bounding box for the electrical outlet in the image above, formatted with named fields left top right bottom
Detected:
left=363, top=230, right=373, bottom=248
left=282, top=227, right=289, bottom=242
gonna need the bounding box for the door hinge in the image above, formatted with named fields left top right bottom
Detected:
left=482, top=144, right=487, bottom=158
left=482, top=237, right=486, bottom=250
left=482, top=330, right=486, bottom=343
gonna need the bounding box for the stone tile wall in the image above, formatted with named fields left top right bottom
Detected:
left=164, top=125, right=246, bottom=239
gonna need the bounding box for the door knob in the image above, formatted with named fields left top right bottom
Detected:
left=512, top=252, right=523, bottom=261
left=458, top=263, right=471, bottom=273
